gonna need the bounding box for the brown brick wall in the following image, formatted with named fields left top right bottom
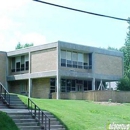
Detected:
left=31, top=48, right=57, bottom=73
left=32, top=78, right=50, bottom=99
left=95, top=53, right=123, bottom=76
left=8, top=80, right=28, bottom=95
left=0, top=52, right=7, bottom=86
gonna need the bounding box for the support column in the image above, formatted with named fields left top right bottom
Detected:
left=28, top=78, right=32, bottom=98
left=56, top=75, right=60, bottom=99
left=28, top=51, right=31, bottom=98
left=92, top=78, right=95, bottom=90
left=56, top=41, right=60, bottom=99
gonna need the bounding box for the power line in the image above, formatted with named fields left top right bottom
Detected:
left=33, top=0, right=129, bottom=22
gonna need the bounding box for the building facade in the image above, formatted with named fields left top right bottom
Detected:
left=0, top=41, right=123, bottom=99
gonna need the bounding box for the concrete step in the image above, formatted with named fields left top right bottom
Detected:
left=10, top=104, right=27, bottom=109
left=16, top=122, right=39, bottom=126
left=18, top=126, right=41, bottom=130
left=10, top=115, right=32, bottom=119
left=13, top=119, right=37, bottom=123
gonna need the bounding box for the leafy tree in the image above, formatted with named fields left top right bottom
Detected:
left=119, top=17, right=130, bottom=76
left=15, top=42, right=23, bottom=49
left=117, top=75, right=130, bottom=91
left=117, top=18, right=130, bottom=91
left=24, top=43, right=33, bottom=48
left=107, top=46, right=118, bottom=51
left=15, top=42, right=33, bottom=50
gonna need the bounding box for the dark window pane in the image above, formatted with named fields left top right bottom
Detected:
left=50, top=78, right=55, bottom=86
left=16, top=62, right=20, bottom=72
left=25, top=61, right=29, bottom=70
left=76, top=80, right=83, bottom=84
left=61, top=79, right=66, bottom=86
left=84, top=63, right=88, bottom=69
left=67, top=86, right=71, bottom=92
left=73, top=61, right=77, bottom=68
left=67, top=60, right=72, bottom=67
left=89, top=53, right=92, bottom=66
left=67, top=79, right=71, bottom=86
left=84, top=81, right=88, bottom=91
left=61, top=59, right=66, bottom=67
left=78, top=62, right=82, bottom=68
left=21, top=64, right=24, bottom=71
left=88, top=81, right=92, bottom=90
left=11, top=69, right=15, bottom=72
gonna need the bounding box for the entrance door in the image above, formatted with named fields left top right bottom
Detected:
left=77, top=84, right=83, bottom=91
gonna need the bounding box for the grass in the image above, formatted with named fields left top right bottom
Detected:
left=0, top=111, right=19, bottom=130
left=19, top=95, right=130, bottom=130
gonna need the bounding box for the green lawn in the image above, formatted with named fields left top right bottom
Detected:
left=0, top=111, right=19, bottom=130
left=19, top=95, right=130, bottom=130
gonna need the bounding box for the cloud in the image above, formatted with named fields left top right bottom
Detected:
left=21, top=33, right=46, bottom=46
left=0, top=0, right=30, bottom=13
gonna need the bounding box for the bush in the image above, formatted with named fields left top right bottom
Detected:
left=117, top=76, right=130, bottom=91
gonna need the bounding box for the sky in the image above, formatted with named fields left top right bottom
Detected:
left=0, top=0, right=130, bottom=52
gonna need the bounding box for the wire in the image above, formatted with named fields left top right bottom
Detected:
left=33, top=0, right=129, bottom=22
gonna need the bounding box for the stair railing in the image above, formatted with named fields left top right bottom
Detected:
left=0, top=82, right=10, bottom=106
left=28, top=98, right=50, bottom=130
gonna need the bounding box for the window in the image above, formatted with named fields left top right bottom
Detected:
left=89, top=53, right=92, bottom=69
left=78, top=53, right=83, bottom=68
left=61, top=51, right=66, bottom=67
left=84, top=81, right=88, bottom=91
left=61, top=59, right=66, bottom=67
left=71, top=80, right=76, bottom=91
left=67, top=79, right=71, bottom=92
left=16, top=62, right=20, bottom=72
left=84, top=54, right=88, bottom=69
left=25, top=61, right=29, bottom=70
left=21, top=64, right=24, bottom=71
left=88, top=81, right=92, bottom=90
left=21, top=56, right=25, bottom=71
left=72, top=52, right=77, bottom=68
left=11, top=57, right=15, bottom=72
left=67, top=51, right=72, bottom=67
left=61, top=79, right=66, bottom=92
left=84, top=63, right=88, bottom=69
left=60, top=50, right=91, bottom=70
left=50, top=78, right=56, bottom=93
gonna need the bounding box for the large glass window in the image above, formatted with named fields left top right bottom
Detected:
left=60, top=50, right=92, bottom=70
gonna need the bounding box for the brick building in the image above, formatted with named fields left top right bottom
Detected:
left=0, top=41, right=123, bottom=99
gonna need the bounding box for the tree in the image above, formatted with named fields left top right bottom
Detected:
left=117, top=18, right=130, bottom=91
left=107, top=46, right=118, bottom=51
left=15, top=42, right=33, bottom=50
left=15, top=42, right=23, bottom=49
left=119, top=17, right=130, bottom=76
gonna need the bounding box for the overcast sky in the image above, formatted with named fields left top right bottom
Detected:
left=0, top=0, right=129, bottom=51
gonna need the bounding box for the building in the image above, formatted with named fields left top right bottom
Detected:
left=0, top=41, right=123, bottom=99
